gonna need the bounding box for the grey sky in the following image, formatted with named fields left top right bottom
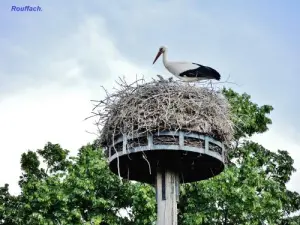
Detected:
left=0, top=0, right=299, bottom=194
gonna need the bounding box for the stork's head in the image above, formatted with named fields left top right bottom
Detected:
left=159, top=46, right=167, bottom=52
left=153, top=46, right=167, bottom=64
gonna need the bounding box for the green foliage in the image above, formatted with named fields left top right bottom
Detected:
left=0, top=88, right=299, bottom=224
left=178, top=141, right=300, bottom=224
left=1, top=142, right=135, bottom=224
left=0, top=184, right=22, bottom=224
left=222, top=88, right=273, bottom=141
left=19, top=150, right=46, bottom=187
left=281, top=215, right=300, bottom=225
left=130, top=183, right=156, bottom=224
left=37, top=142, right=71, bottom=173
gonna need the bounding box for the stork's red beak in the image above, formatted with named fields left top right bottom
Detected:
left=152, top=50, right=162, bottom=64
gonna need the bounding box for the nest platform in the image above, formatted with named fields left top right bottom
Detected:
left=105, top=130, right=225, bottom=184
left=92, top=78, right=234, bottom=185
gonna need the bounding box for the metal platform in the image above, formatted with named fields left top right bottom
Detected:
left=105, top=131, right=225, bottom=184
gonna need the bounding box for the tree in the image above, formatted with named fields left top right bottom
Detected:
left=281, top=215, right=300, bottom=225
left=222, top=88, right=273, bottom=143
left=1, top=142, right=135, bottom=225
left=0, top=184, right=22, bottom=224
left=0, top=88, right=299, bottom=224
left=176, top=88, right=300, bottom=224
left=178, top=141, right=300, bottom=224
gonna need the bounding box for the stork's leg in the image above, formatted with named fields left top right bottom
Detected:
left=209, top=80, right=213, bottom=90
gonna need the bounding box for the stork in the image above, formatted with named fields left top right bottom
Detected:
left=152, top=46, right=221, bottom=82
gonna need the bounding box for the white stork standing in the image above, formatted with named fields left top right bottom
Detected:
left=152, top=46, right=221, bottom=82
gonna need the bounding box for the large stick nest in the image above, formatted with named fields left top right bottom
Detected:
left=91, top=77, right=234, bottom=146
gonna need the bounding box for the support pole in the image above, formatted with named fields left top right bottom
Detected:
left=156, top=168, right=179, bottom=225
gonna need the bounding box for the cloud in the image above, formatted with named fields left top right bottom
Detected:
left=0, top=84, right=93, bottom=194
left=0, top=0, right=299, bottom=198
left=0, top=15, right=157, bottom=195
left=252, top=123, right=300, bottom=193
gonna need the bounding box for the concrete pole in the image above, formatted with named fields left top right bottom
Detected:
left=156, top=168, right=179, bottom=225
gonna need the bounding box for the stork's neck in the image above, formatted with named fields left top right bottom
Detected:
left=162, top=50, right=168, bottom=66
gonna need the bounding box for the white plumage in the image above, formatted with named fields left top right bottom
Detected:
left=153, top=46, right=221, bottom=82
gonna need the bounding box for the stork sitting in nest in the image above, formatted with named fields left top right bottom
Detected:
left=152, top=46, right=221, bottom=82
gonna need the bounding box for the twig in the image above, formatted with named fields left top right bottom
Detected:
left=88, top=76, right=234, bottom=152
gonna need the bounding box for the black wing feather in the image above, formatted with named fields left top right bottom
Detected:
left=179, top=63, right=221, bottom=80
